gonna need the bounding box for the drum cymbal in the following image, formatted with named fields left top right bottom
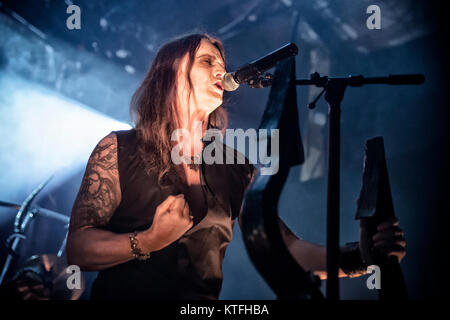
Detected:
left=0, top=200, right=69, bottom=224
left=11, top=254, right=84, bottom=300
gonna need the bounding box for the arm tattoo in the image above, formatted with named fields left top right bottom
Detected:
left=69, top=134, right=121, bottom=232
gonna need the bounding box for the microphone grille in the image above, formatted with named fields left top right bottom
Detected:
left=222, top=73, right=239, bottom=91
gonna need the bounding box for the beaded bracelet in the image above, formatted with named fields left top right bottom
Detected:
left=129, top=231, right=151, bottom=261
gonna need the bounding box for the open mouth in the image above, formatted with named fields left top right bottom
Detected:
left=214, top=81, right=224, bottom=91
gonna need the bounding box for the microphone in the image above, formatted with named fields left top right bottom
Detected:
left=222, top=42, right=298, bottom=91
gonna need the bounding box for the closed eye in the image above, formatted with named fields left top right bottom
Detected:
left=197, top=54, right=224, bottom=69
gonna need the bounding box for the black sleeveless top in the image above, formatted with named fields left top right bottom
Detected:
left=90, top=129, right=255, bottom=300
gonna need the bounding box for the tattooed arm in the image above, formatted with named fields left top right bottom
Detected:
left=66, top=133, right=157, bottom=271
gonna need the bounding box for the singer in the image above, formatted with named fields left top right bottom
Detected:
left=66, top=33, right=406, bottom=300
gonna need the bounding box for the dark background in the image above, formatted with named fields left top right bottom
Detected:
left=0, top=0, right=448, bottom=299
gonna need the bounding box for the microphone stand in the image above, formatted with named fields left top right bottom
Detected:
left=293, top=72, right=425, bottom=300
left=238, top=69, right=423, bottom=299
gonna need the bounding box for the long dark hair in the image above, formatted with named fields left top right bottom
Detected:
left=130, top=33, right=228, bottom=184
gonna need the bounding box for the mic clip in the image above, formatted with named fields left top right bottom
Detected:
left=247, top=73, right=273, bottom=88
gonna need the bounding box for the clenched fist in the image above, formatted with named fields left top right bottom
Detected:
left=139, top=194, right=193, bottom=253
